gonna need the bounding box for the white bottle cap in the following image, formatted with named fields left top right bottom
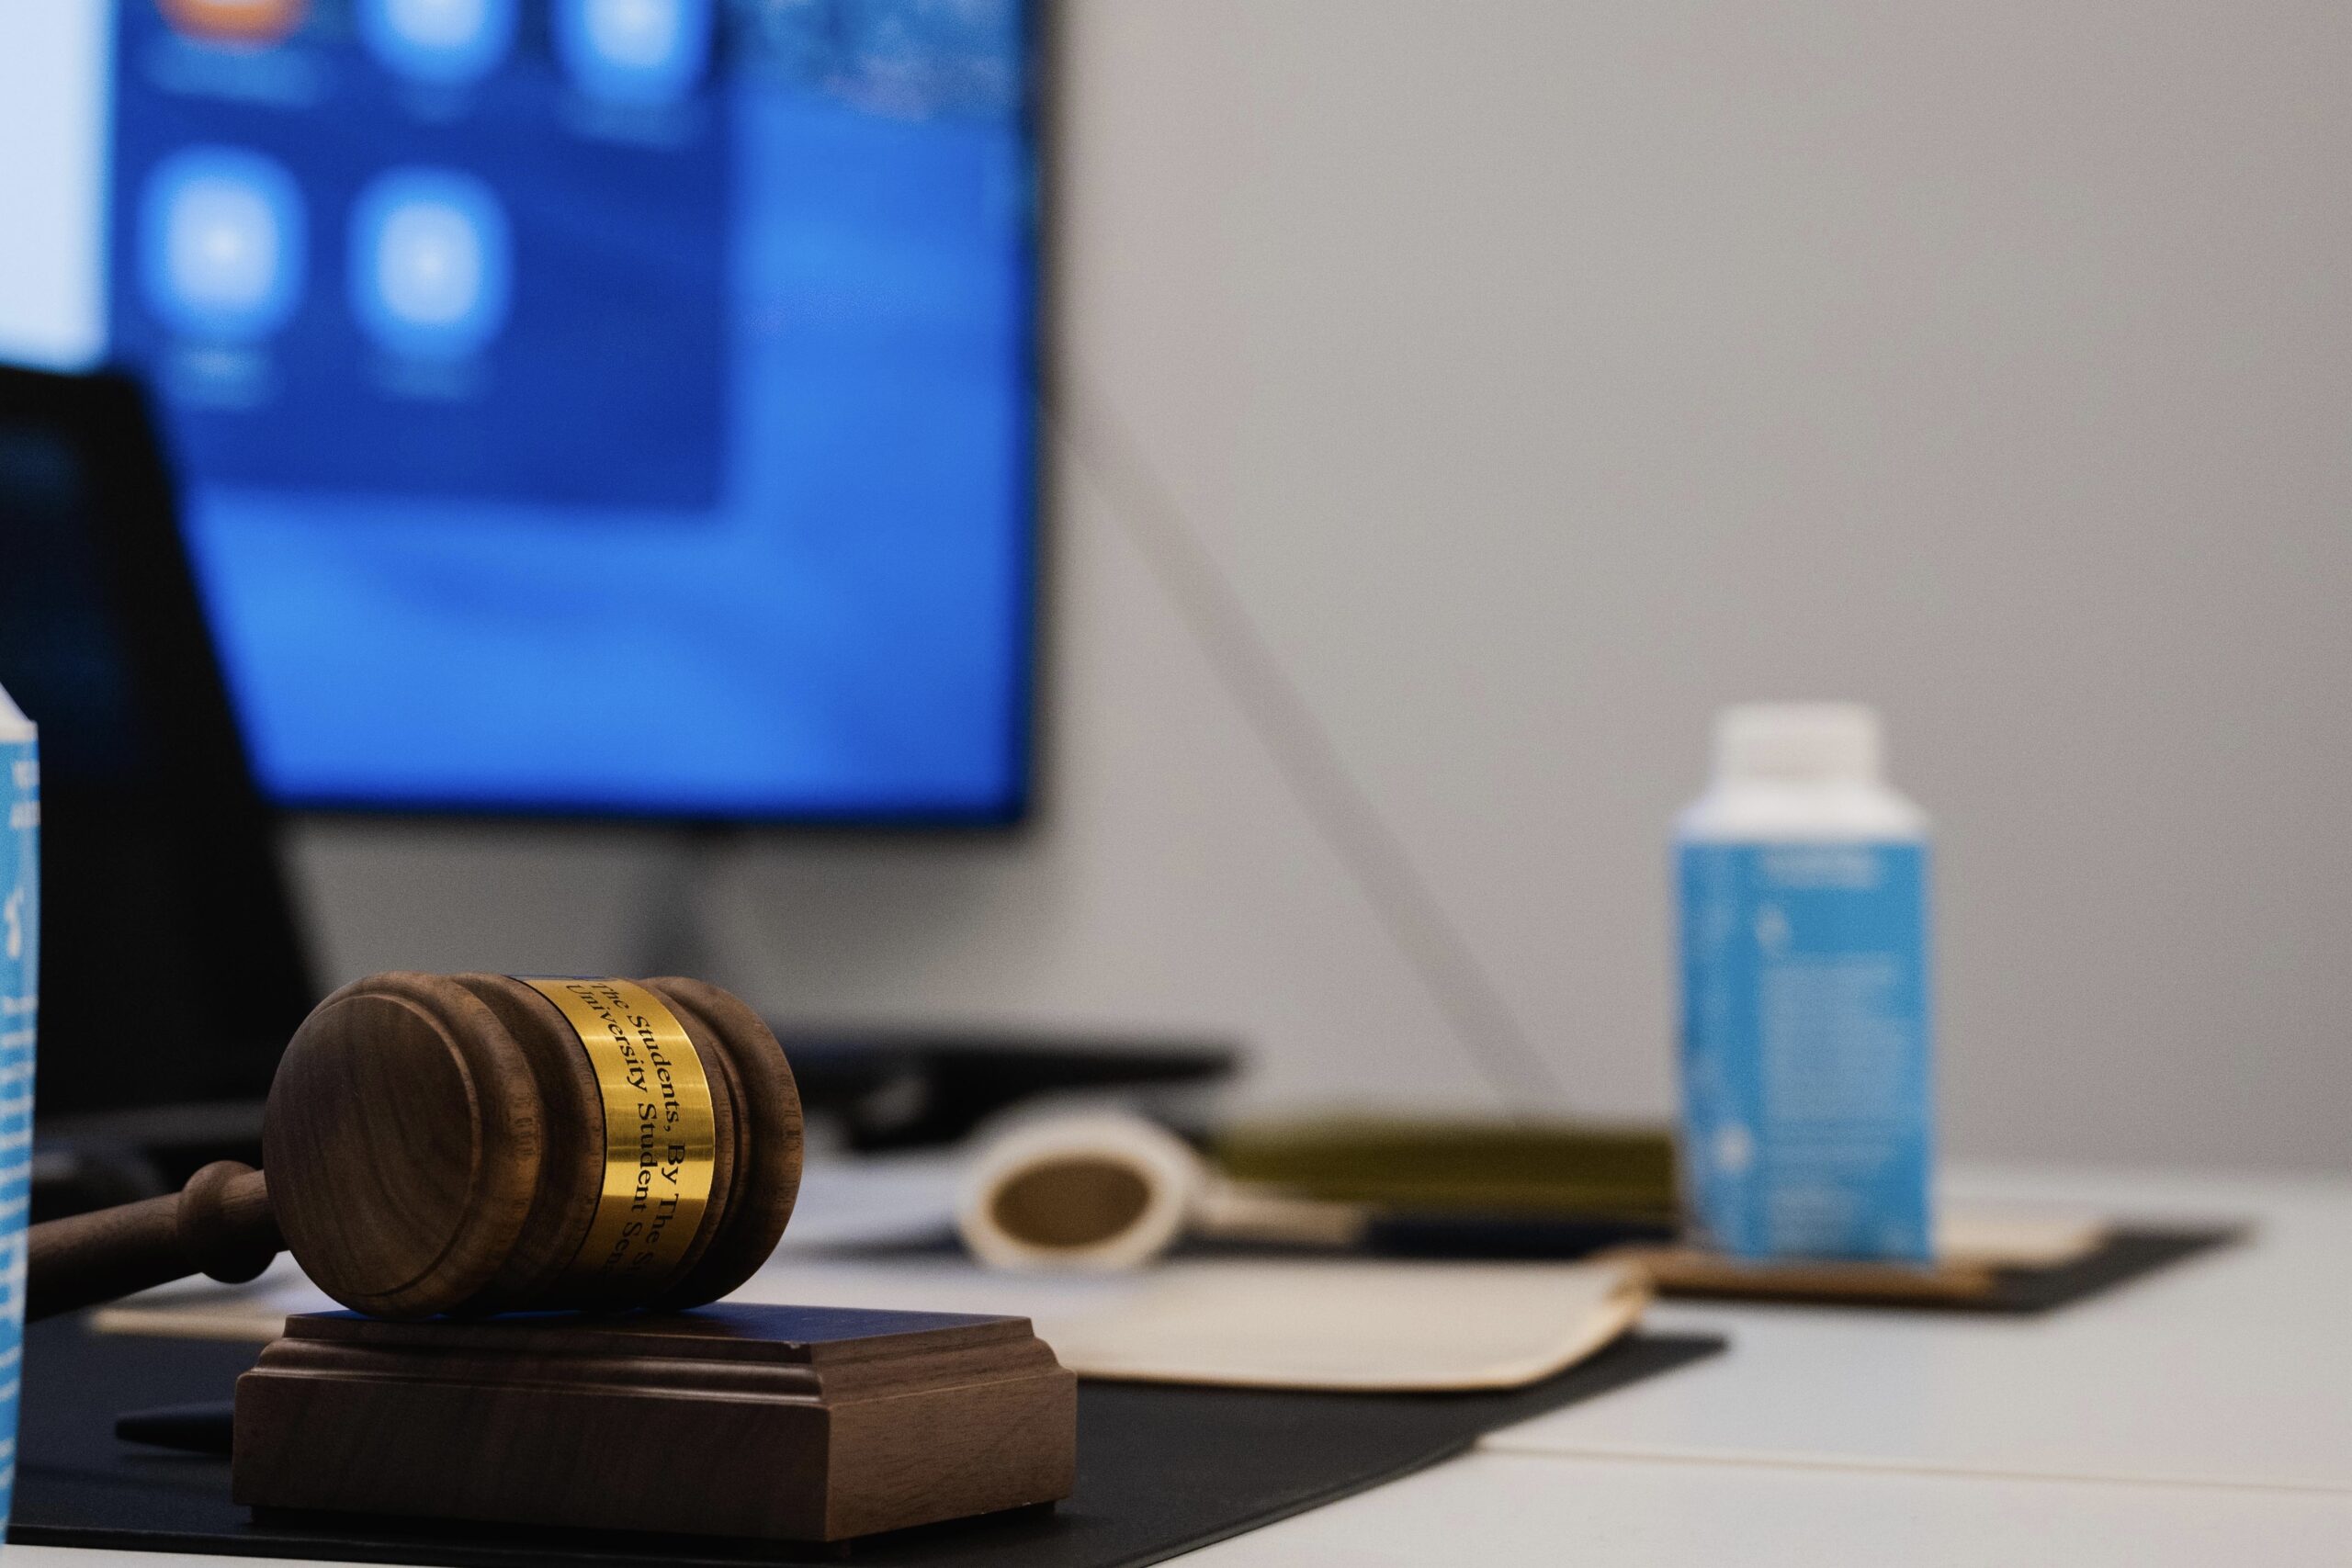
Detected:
left=1713, top=703, right=1882, bottom=784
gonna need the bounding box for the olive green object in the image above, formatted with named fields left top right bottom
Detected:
left=1212, top=1118, right=1679, bottom=1224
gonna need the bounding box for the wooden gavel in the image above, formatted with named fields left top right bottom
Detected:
left=26, top=972, right=803, bottom=1322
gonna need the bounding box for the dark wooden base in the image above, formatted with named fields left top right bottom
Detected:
left=232, top=1303, right=1077, bottom=1542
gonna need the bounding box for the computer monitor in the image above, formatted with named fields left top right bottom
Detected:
left=0, top=1, right=1039, bottom=823
left=0, top=365, right=318, bottom=1121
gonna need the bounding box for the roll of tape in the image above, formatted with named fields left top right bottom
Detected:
left=957, top=1111, right=1205, bottom=1271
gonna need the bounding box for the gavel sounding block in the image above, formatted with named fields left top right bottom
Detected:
left=232, top=1303, right=1077, bottom=1543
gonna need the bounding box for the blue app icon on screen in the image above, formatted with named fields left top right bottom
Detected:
left=347, top=168, right=513, bottom=361
left=138, top=147, right=306, bottom=344
left=554, top=0, right=712, bottom=107
left=358, top=0, right=517, bottom=88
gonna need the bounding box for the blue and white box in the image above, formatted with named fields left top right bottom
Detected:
left=0, top=682, right=35, bottom=1526
left=1676, top=705, right=1933, bottom=1261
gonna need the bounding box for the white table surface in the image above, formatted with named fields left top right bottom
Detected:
left=1166, top=1450, right=2352, bottom=1567
left=16, top=1164, right=2349, bottom=1568
left=1487, top=1165, right=2352, bottom=1493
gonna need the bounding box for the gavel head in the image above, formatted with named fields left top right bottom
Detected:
left=262, top=973, right=802, bottom=1320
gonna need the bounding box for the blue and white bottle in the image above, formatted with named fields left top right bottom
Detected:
left=0, top=682, right=34, bottom=1527
left=1676, top=704, right=1933, bottom=1261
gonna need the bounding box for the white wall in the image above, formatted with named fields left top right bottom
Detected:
left=297, top=0, right=2352, bottom=1169
left=0, top=0, right=112, bottom=369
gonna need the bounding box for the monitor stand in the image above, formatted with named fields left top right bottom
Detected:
left=628, top=823, right=741, bottom=982
left=619, top=826, right=1239, bottom=1153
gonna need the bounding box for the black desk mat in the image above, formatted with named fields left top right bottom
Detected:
left=13, top=1316, right=1724, bottom=1567
left=1960, top=1225, right=2243, bottom=1314
left=1651, top=1225, right=2244, bottom=1314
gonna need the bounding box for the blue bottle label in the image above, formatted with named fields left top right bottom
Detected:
left=1677, top=839, right=1931, bottom=1260
left=0, top=738, right=34, bottom=1527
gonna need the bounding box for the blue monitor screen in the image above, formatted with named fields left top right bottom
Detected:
left=0, top=1, right=1036, bottom=821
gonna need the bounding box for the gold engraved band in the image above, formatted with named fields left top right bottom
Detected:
left=520, top=977, right=718, bottom=1300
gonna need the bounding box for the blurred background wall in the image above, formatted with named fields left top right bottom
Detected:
left=292, top=0, right=2352, bottom=1170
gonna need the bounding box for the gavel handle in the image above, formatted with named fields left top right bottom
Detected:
left=26, top=1161, right=281, bottom=1323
